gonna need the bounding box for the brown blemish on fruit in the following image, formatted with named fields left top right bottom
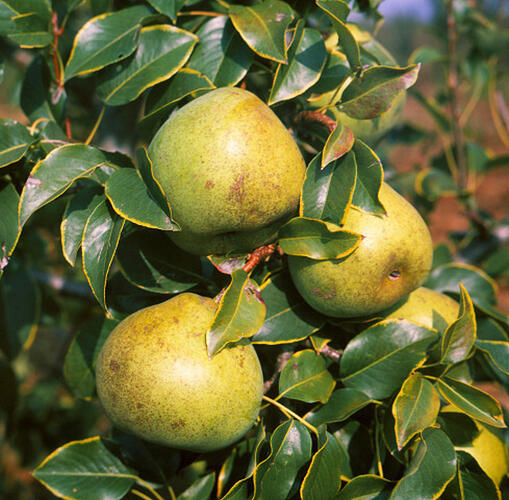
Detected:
left=137, top=403, right=143, bottom=409
left=171, top=418, right=186, bottom=429
left=312, top=287, right=335, bottom=299
left=229, top=175, right=246, bottom=203
left=205, top=180, right=215, bottom=189
left=110, top=360, right=120, bottom=372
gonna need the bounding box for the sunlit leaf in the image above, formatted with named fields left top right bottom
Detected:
left=146, top=0, right=185, bottom=22
left=322, top=123, right=355, bottom=169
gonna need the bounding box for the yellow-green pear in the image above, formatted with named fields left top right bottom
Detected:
left=288, top=183, right=433, bottom=318
left=148, top=87, right=306, bottom=255
left=95, top=293, right=264, bottom=452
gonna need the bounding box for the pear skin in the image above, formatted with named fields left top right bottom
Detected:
left=288, top=183, right=433, bottom=318
left=95, top=293, right=263, bottom=452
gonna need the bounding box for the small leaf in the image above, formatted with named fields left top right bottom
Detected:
left=206, top=269, right=266, bottom=357
left=82, top=200, right=126, bottom=309
left=0, top=182, right=21, bottom=270
left=34, top=436, right=136, bottom=499
left=0, top=119, right=34, bottom=168
left=229, top=1, right=294, bottom=63
left=476, top=339, right=509, bottom=375
left=278, top=217, right=361, bottom=260
left=336, top=474, right=393, bottom=500
left=340, top=65, right=420, bottom=120
left=393, top=373, right=440, bottom=449
left=415, top=168, right=458, bottom=201
left=177, top=472, right=215, bottom=500
left=278, top=350, right=335, bottom=403
left=322, top=123, right=355, bottom=169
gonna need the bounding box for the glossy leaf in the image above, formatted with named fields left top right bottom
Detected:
left=300, top=152, right=356, bottom=225
left=0, top=182, right=20, bottom=270
left=305, top=388, right=374, bottom=427
left=96, top=25, right=198, bottom=106
left=61, top=184, right=104, bottom=266
left=268, top=23, right=326, bottom=104
left=253, top=271, right=324, bottom=344
left=278, top=350, right=335, bottom=403
left=34, top=436, right=136, bottom=499
left=476, top=339, right=509, bottom=375
left=391, top=428, right=456, bottom=500
left=434, top=377, right=505, bottom=428
left=63, top=316, right=117, bottom=399
left=146, top=0, right=185, bottom=22
left=393, top=373, right=440, bottom=449
left=340, top=65, right=420, bottom=119
left=64, top=5, right=153, bottom=81
left=177, top=472, right=215, bottom=500
left=9, top=12, right=51, bottom=48
left=336, top=474, right=393, bottom=500
left=187, top=16, right=252, bottom=87
left=82, top=200, right=126, bottom=309
left=253, top=419, right=312, bottom=500
left=0, top=119, right=34, bottom=168
left=322, top=123, right=355, bottom=169
left=229, top=1, right=294, bottom=64
left=206, top=269, right=265, bottom=357
left=440, top=283, right=476, bottom=364
left=340, top=319, right=438, bottom=399
left=278, top=217, right=361, bottom=260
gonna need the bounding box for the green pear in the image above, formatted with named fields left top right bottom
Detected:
left=148, top=87, right=306, bottom=255
left=95, top=293, right=264, bottom=452
left=288, top=183, right=433, bottom=318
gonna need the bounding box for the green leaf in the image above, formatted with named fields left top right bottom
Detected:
left=177, top=472, right=216, bottom=500
left=187, top=16, right=252, bottom=87
left=434, top=377, right=506, bottom=428
left=206, top=269, right=266, bottom=357
left=415, top=168, right=458, bottom=201
left=409, top=88, right=451, bottom=132
left=229, top=1, right=294, bottom=64
left=391, top=428, right=456, bottom=500
left=33, top=436, right=136, bottom=499
left=0, top=182, right=21, bottom=271
left=278, top=350, right=335, bottom=403
left=253, top=419, right=312, bottom=500
left=340, top=65, right=420, bottom=120
left=305, top=388, right=374, bottom=427
left=82, top=200, right=125, bottom=309
left=63, top=316, right=117, bottom=399
left=105, top=168, right=177, bottom=230
left=0, top=258, right=40, bottom=359
left=340, top=319, right=438, bottom=399
left=393, top=373, right=440, bottom=449
left=322, top=123, right=355, bottom=169
left=268, top=23, right=326, bottom=105
left=9, top=11, right=51, bottom=47
left=116, top=229, right=202, bottom=294
left=300, top=152, right=356, bottom=225
left=440, top=283, right=476, bottom=364
left=64, top=4, right=153, bottom=81
left=146, top=0, right=185, bottom=22
left=278, top=217, right=361, bottom=260
left=336, top=474, right=393, bottom=500
left=61, top=184, right=104, bottom=266
left=300, top=427, right=343, bottom=500
left=19, top=144, right=120, bottom=228
left=350, top=139, right=385, bottom=214
left=97, top=25, right=198, bottom=106
left=476, top=339, right=509, bottom=375
left=0, top=119, right=34, bottom=168
left=253, top=272, right=324, bottom=344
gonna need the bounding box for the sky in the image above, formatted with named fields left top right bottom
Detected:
left=377, top=0, right=436, bottom=22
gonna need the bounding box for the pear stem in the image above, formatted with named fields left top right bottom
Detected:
left=294, top=111, right=337, bottom=133
left=243, top=244, right=278, bottom=273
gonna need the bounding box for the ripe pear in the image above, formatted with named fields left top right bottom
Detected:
left=95, top=293, right=264, bottom=452
left=288, top=183, right=433, bottom=318
left=148, top=87, right=306, bottom=255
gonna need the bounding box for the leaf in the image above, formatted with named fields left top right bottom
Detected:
left=322, top=123, right=355, bottom=169
left=96, top=25, right=198, bottom=106
left=278, top=217, right=361, bottom=260
left=415, top=168, right=458, bottom=201
left=476, top=339, right=509, bottom=375
left=116, top=229, right=202, bottom=294
left=336, top=474, right=393, bottom=500
left=300, top=427, right=344, bottom=500
left=19, top=144, right=120, bottom=228
left=253, top=419, right=312, bottom=500
left=82, top=200, right=125, bottom=310
left=63, top=316, right=117, bottom=399
left=187, top=16, right=252, bottom=87
left=253, top=272, right=325, bottom=344
left=340, top=319, right=438, bottom=399
left=0, top=182, right=21, bottom=271
left=268, top=23, right=327, bottom=104
left=64, top=4, right=153, bottom=81
left=278, top=350, right=335, bottom=403
left=305, top=388, right=374, bottom=427
left=0, top=119, right=34, bottom=168
left=33, top=436, right=136, bottom=499
left=300, top=152, right=356, bottom=225
left=390, top=428, right=456, bottom=500
left=340, top=65, right=420, bottom=120
left=206, top=269, right=266, bottom=357
left=393, top=373, right=440, bottom=449
left=105, top=168, right=177, bottom=230
left=9, top=11, right=51, bottom=48
left=146, top=0, right=185, bottom=22
left=440, top=283, right=476, bottom=364
left=177, top=472, right=216, bottom=500
left=61, top=184, right=104, bottom=266
left=434, top=377, right=505, bottom=428
left=229, top=1, right=294, bottom=64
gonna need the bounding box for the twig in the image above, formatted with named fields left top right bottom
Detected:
left=318, top=344, right=342, bottom=362
left=243, top=244, right=277, bottom=273
left=263, top=350, right=293, bottom=394
left=294, top=111, right=337, bottom=133
left=30, top=270, right=95, bottom=301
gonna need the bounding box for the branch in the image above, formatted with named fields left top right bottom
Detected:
left=294, top=111, right=337, bottom=133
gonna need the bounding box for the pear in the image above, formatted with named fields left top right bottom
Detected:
left=288, top=183, right=433, bottom=318
left=95, top=293, right=264, bottom=452
left=148, top=87, right=306, bottom=255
